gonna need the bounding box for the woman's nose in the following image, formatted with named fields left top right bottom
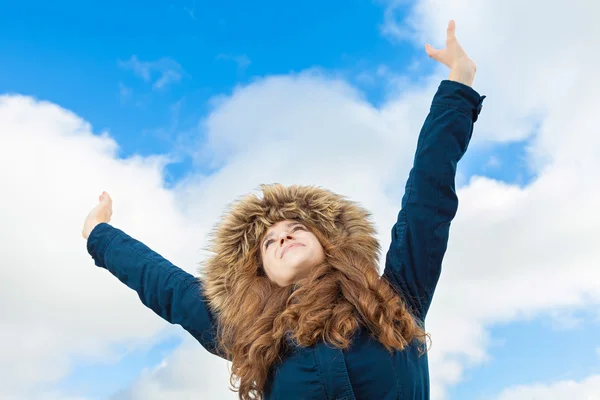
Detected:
left=278, top=232, right=294, bottom=244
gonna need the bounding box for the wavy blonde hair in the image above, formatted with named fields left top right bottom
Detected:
left=200, top=184, right=428, bottom=399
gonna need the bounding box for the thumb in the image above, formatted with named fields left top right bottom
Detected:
left=425, top=43, right=440, bottom=60
left=99, top=191, right=112, bottom=205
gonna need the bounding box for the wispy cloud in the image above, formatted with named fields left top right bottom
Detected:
left=118, top=55, right=185, bottom=90
left=153, top=69, right=182, bottom=90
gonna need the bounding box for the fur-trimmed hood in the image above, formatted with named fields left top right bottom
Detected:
left=200, top=183, right=381, bottom=315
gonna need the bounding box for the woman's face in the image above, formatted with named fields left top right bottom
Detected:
left=260, top=219, right=325, bottom=287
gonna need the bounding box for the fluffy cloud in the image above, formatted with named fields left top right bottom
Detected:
left=2, top=1, right=599, bottom=399
left=0, top=94, right=213, bottom=398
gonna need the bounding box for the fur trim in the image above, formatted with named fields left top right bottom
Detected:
left=200, top=183, right=381, bottom=315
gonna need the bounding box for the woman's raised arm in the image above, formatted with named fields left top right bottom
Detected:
left=83, top=193, right=222, bottom=357
left=383, top=21, right=486, bottom=321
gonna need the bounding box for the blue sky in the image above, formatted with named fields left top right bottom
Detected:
left=2, top=1, right=596, bottom=399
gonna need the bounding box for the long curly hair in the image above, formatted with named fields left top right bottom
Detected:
left=200, top=184, right=428, bottom=399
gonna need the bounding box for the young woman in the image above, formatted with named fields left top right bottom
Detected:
left=82, top=20, right=485, bottom=400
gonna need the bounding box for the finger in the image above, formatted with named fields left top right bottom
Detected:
left=447, top=20, right=456, bottom=41
left=100, top=191, right=111, bottom=204
left=425, top=44, right=446, bottom=63
left=425, top=43, right=437, bottom=58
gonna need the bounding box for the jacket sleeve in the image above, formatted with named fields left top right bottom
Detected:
left=382, top=80, right=486, bottom=321
left=86, top=222, right=222, bottom=357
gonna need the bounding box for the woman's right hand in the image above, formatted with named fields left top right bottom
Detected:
left=425, top=20, right=477, bottom=87
left=82, top=191, right=113, bottom=240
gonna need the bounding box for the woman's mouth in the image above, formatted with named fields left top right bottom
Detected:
left=282, top=243, right=303, bottom=258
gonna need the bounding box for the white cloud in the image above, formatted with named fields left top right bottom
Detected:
left=2, top=0, right=600, bottom=399
left=0, top=94, right=211, bottom=398
left=495, top=374, right=600, bottom=400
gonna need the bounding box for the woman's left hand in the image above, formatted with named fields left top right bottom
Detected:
left=425, top=20, right=477, bottom=87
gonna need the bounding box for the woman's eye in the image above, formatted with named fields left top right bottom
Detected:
left=265, top=240, right=273, bottom=248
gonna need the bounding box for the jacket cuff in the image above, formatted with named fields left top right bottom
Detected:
left=86, top=222, right=119, bottom=269
left=431, top=80, right=486, bottom=122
